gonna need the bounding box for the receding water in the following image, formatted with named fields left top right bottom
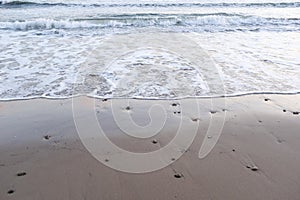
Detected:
left=0, top=0, right=299, bottom=99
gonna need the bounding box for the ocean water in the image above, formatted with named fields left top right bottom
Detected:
left=0, top=0, right=299, bottom=99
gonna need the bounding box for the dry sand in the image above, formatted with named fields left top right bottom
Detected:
left=0, top=94, right=300, bottom=200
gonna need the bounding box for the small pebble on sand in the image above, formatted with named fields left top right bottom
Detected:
left=152, top=139, right=158, bottom=144
left=17, top=172, right=27, bottom=177
left=43, top=135, right=51, bottom=140
left=174, top=173, right=183, bottom=179
left=125, top=106, right=131, bottom=111
left=251, top=166, right=259, bottom=171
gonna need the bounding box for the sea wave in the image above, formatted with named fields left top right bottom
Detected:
left=1, top=14, right=299, bottom=31
left=1, top=1, right=300, bottom=8
left=0, top=19, right=93, bottom=31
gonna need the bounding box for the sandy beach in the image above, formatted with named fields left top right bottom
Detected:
left=1, top=0, right=300, bottom=199
left=0, top=94, right=300, bottom=200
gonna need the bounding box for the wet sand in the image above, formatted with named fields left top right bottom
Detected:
left=0, top=94, right=300, bottom=200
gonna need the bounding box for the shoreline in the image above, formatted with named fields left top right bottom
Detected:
left=1, top=94, right=300, bottom=199
left=1, top=91, right=300, bottom=102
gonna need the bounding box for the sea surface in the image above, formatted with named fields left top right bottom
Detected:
left=0, top=0, right=299, bottom=99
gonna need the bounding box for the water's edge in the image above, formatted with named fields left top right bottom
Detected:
left=1, top=91, right=300, bottom=102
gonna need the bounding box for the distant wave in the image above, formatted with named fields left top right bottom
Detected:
left=1, top=14, right=299, bottom=32
left=0, top=19, right=93, bottom=31
left=0, top=0, right=72, bottom=7
left=1, top=1, right=300, bottom=8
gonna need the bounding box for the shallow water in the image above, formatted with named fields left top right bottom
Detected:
left=0, top=0, right=299, bottom=99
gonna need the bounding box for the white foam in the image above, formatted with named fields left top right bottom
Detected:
left=1, top=15, right=299, bottom=32
left=94, top=48, right=209, bottom=98
left=0, top=33, right=101, bottom=99
left=0, top=19, right=94, bottom=31
left=0, top=31, right=299, bottom=100
left=189, top=31, right=300, bottom=95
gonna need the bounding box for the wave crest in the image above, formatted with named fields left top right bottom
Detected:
left=1, top=14, right=299, bottom=31
left=1, top=1, right=300, bottom=8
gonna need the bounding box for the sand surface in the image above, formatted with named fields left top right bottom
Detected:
left=0, top=94, right=300, bottom=200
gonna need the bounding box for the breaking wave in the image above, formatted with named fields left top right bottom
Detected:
left=1, top=14, right=299, bottom=32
